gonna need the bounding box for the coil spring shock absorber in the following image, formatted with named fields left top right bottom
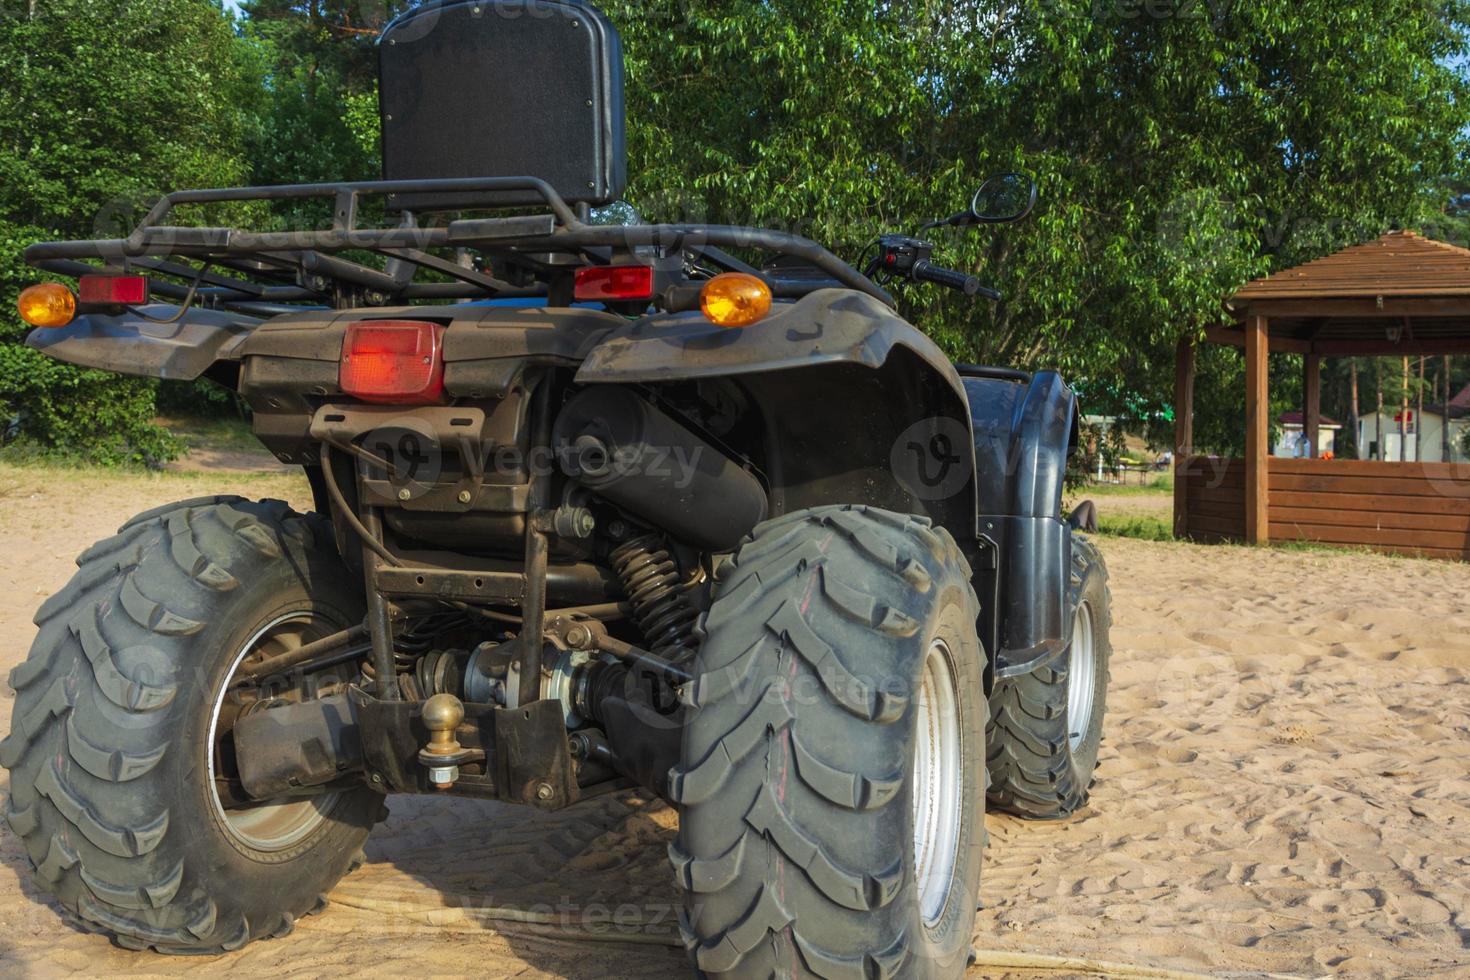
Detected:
left=608, top=533, right=700, bottom=660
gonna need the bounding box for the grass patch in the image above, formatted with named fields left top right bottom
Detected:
left=156, top=415, right=266, bottom=456
left=1095, top=512, right=1175, bottom=541
left=1091, top=515, right=1437, bottom=563
left=0, top=416, right=270, bottom=471
left=0, top=460, right=305, bottom=496
left=1071, top=473, right=1173, bottom=495
left=0, top=455, right=289, bottom=482
left=1267, top=538, right=1432, bottom=561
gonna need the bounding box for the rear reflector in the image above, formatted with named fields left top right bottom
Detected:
left=340, top=320, right=446, bottom=404
left=574, top=265, right=655, bottom=302
left=78, top=274, right=149, bottom=306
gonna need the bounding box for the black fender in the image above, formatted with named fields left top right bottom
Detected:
left=576, top=289, right=966, bottom=396
left=963, top=370, right=1079, bottom=679
left=577, top=288, right=980, bottom=550
left=24, top=306, right=260, bottom=380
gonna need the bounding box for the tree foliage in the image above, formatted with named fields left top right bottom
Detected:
left=0, top=0, right=260, bottom=462
left=1, top=0, right=1468, bottom=462
left=599, top=0, right=1470, bottom=443
left=236, top=1, right=411, bottom=219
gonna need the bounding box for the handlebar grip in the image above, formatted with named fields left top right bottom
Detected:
left=912, top=261, right=997, bottom=300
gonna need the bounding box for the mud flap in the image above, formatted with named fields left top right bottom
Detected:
left=494, top=699, right=579, bottom=810
left=987, top=514, right=1073, bottom=679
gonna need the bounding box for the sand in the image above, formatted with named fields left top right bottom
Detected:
left=0, top=462, right=1466, bottom=978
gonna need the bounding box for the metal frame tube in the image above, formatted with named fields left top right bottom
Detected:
left=361, top=507, right=400, bottom=701
left=512, top=376, right=556, bottom=708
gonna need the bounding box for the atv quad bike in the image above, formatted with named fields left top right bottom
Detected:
left=4, top=2, right=1110, bottom=974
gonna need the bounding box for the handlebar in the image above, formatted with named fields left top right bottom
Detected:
left=912, top=261, right=1000, bottom=301
left=867, top=235, right=1001, bottom=301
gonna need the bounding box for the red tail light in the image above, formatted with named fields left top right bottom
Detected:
left=340, top=320, right=446, bottom=404
left=78, top=274, right=149, bottom=306
left=574, top=265, right=655, bottom=302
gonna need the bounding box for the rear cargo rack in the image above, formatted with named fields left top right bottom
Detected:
left=25, top=175, right=891, bottom=312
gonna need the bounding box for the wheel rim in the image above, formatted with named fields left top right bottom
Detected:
left=1066, top=600, right=1096, bottom=752
left=912, top=638, right=963, bottom=927
left=207, top=612, right=341, bottom=852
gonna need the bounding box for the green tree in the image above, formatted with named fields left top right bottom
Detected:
left=6, top=0, right=1469, bottom=464
left=235, top=0, right=1470, bottom=441
left=596, top=0, right=1469, bottom=431
left=0, top=0, right=262, bottom=462
left=239, top=1, right=413, bottom=222
left=240, top=0, right=1470, bottom=455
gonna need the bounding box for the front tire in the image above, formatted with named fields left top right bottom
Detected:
left=1, top=497, right=382, bottom=952
left=671, top=506, right=986, bottom=979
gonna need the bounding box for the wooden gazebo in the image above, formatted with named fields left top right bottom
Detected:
left=1174, top=231, right=1470, bottom=560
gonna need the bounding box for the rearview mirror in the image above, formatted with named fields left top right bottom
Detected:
left=919, top=172, right=1037, bottom=233
left=969, top=173, right=1037, bottom=223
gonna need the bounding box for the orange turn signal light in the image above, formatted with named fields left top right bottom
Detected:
left=699, top=273, right=772, bottom=328
left=17, top=283, right=77, bottom=329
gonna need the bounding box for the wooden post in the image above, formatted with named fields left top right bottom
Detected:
left=1416, top=356, right=1425, bottom=463
left=1173, top=336, right=1195, bottom=539
left=1400, top=356, right=1410, bottom=461
left=1444, top=355, right=1453, bottom=462
left=1375, top=360, right=1384, bottom=461
left=1303, top=353, right=1321, bottom=459
left=1349, top=359, right=1360, bottom=458
left=1245, top=314, right=1270, bottom=544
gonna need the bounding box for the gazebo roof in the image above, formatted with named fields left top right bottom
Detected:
left=1212, top=231, right=1470, bottom=356
left=1232, top=231, right=1470, bottom=301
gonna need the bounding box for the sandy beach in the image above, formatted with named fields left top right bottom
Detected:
left=0, top=465, right=1465, bottom=978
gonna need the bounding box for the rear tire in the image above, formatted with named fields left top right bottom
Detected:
left=1, top=497, right=382, bottom=952
left=671, top=505, right=986, bottom=979
left=985, top=533, right=1111, bottom=819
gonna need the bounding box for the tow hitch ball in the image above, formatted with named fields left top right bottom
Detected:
left=418, top=693, right=481, bottom=789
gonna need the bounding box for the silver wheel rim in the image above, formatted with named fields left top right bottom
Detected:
left=207, top=612, right=340, bottom=852
left=1066, top=600, right=1096, bottom=751
left=912, top=638, right=963, bottom=927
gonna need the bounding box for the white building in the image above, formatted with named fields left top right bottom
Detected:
left=1275, top=411, right=1341, bottom=458
left=1356, top=383, right=1470, bottom=462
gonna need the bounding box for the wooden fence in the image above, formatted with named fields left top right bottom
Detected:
left=1176, top=456, right=1245, bottom=542
left=1176, top=456, right=1470, bottom=560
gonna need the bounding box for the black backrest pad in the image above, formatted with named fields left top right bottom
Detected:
left=380, top=0, right=626, bottom=210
